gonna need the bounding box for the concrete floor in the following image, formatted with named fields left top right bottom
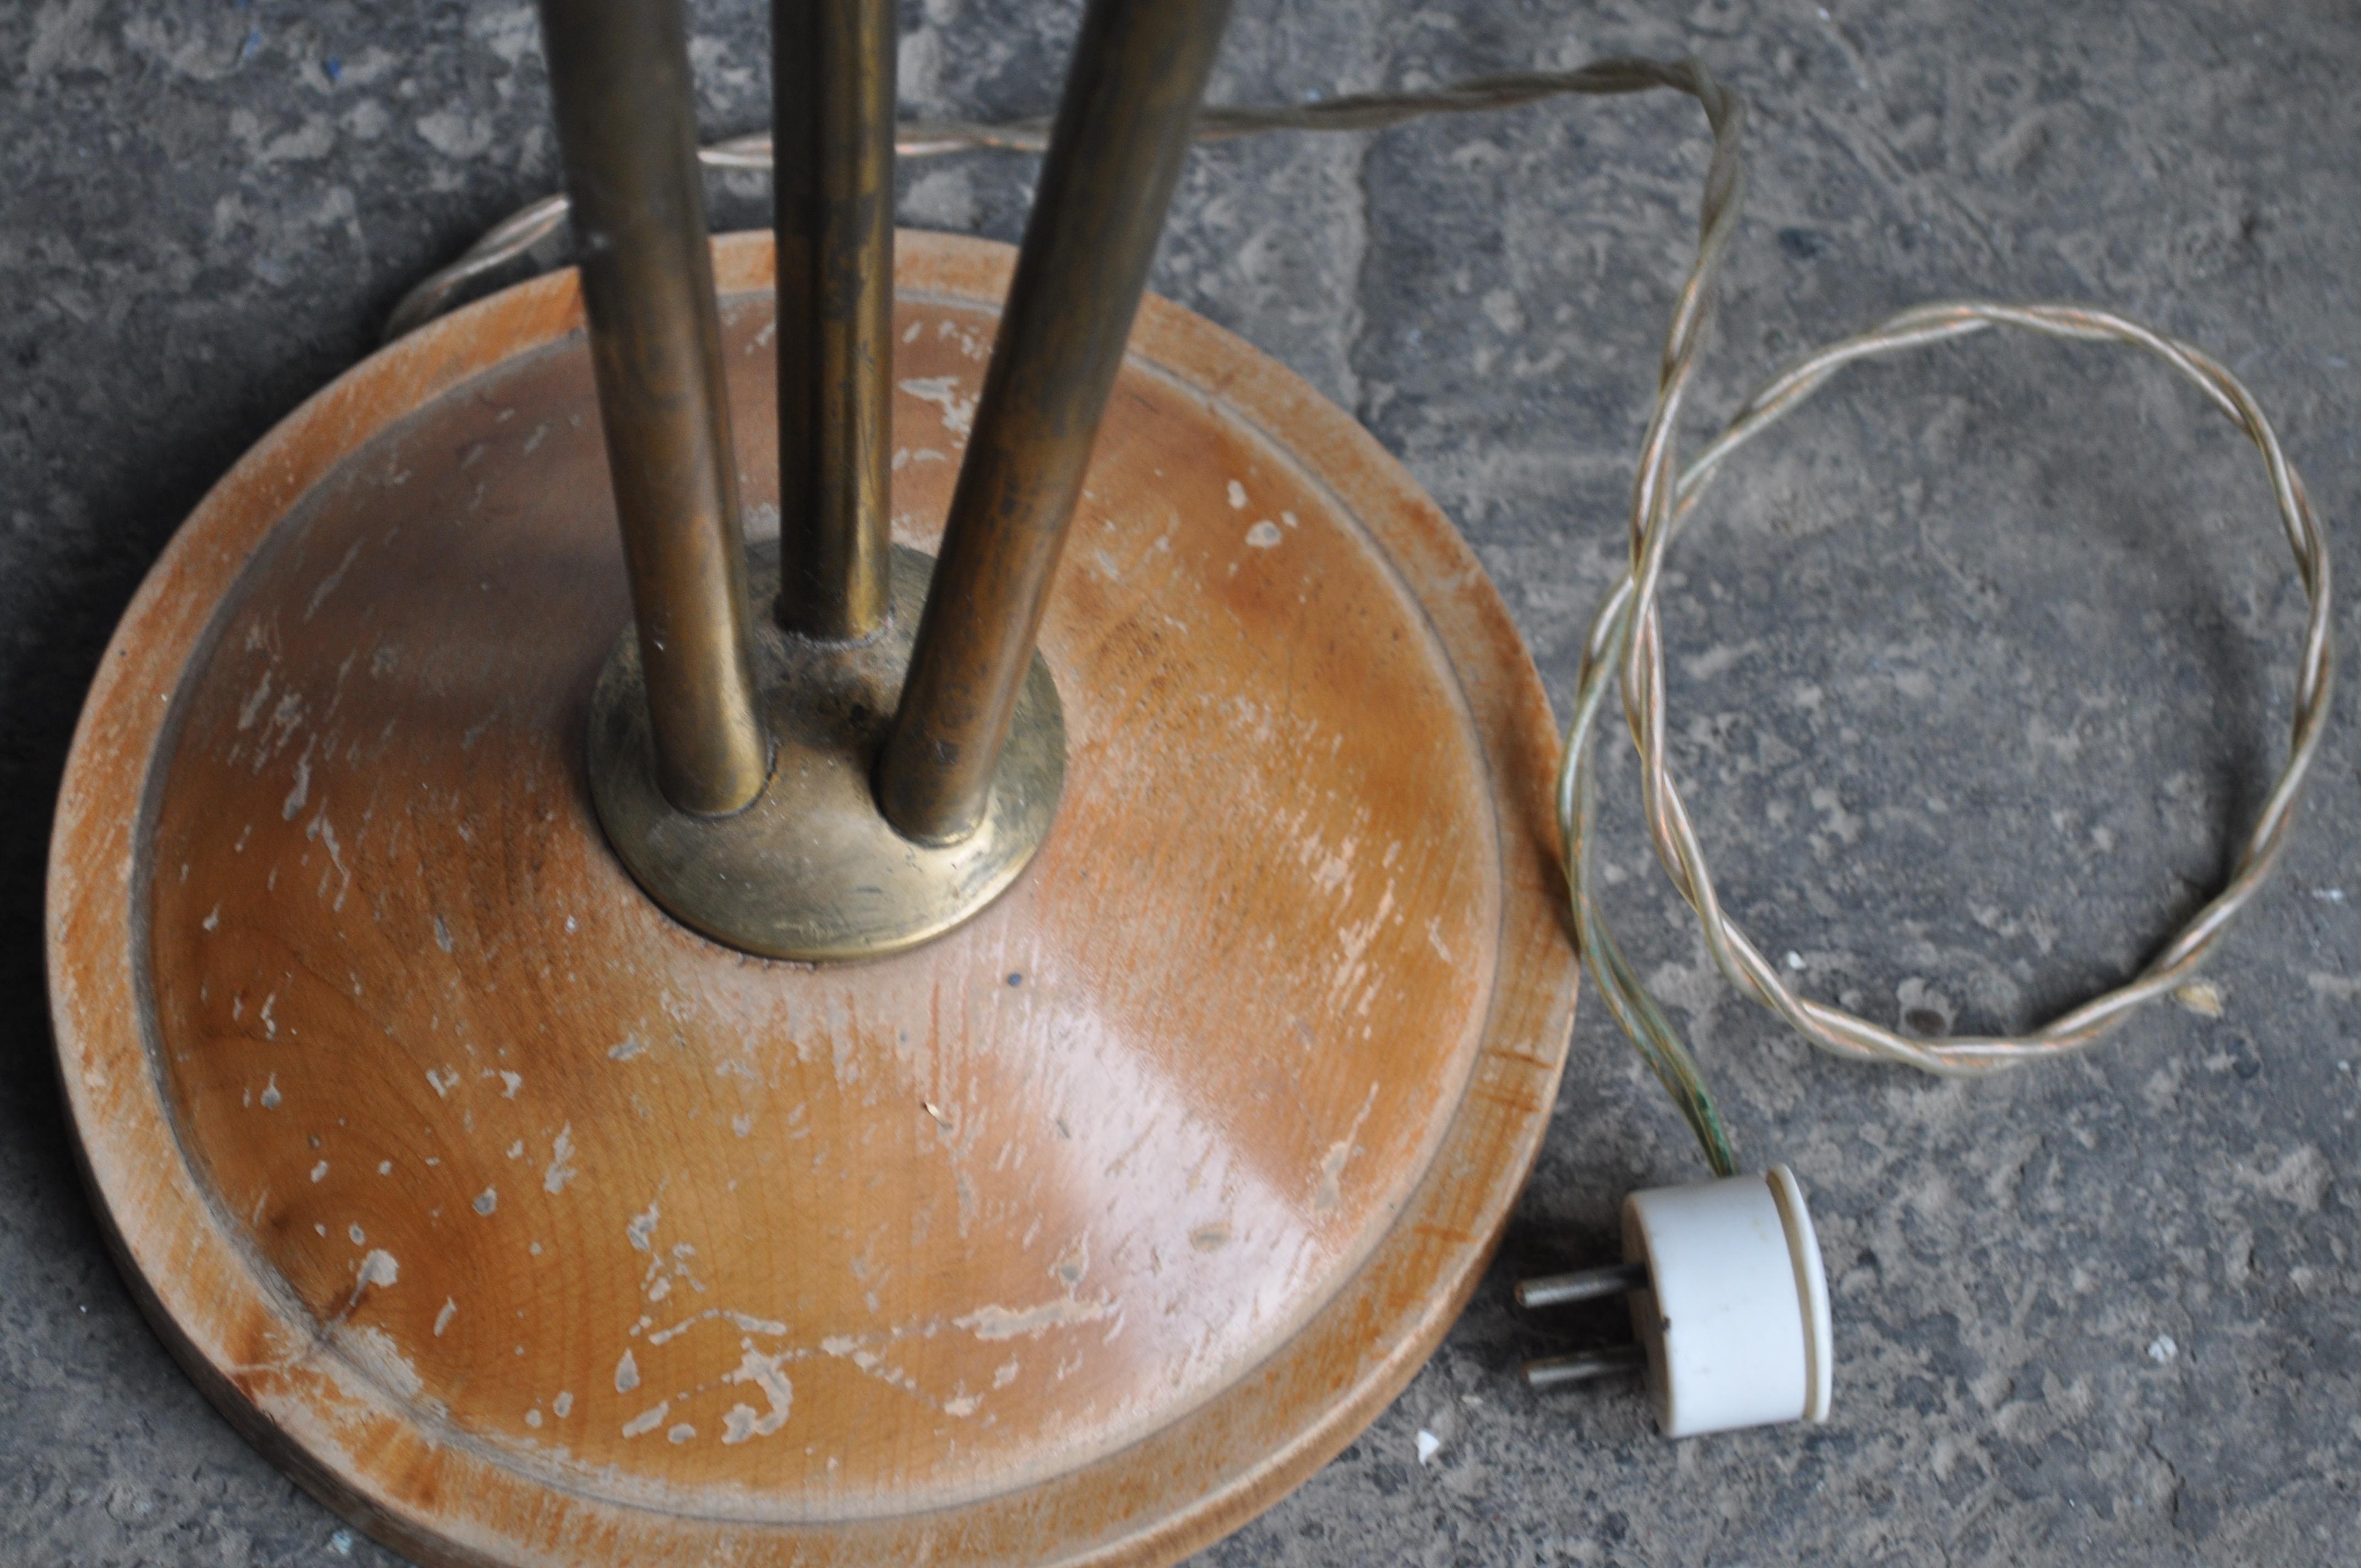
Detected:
left=5, top=1, right=2359, bottom=1563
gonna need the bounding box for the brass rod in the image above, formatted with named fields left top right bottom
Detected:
left=876, top=0, right=1233, bottom=844
left=540, top=0, right=769, bottom=815
left=773, top=0, right=897, bottom=641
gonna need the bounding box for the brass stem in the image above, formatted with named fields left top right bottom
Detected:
left=875, top=0, right=1234, bottom=845
left=774, top=0, right=897, bottom=642
left=539, top=0, right=769, bottom=815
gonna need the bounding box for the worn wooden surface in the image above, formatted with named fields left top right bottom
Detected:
left=46, top=231, right=1576, bottom=1566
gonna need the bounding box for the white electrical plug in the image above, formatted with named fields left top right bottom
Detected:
left=1519, top=1164, right=1833, bottom=1438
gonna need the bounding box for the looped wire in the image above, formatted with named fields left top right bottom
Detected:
left=1559, top=66, right=2333, bottom=1170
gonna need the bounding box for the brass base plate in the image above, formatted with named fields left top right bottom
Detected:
left=589, top=542, right=1064, bottom=961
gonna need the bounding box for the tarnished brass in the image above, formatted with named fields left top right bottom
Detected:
left=587, top=542, right=1064, bottom=961
left=548, top=0, right=1074, bottom=957
left=540, top=0, right=769, bottom=815
left=875, top=0, right=1233, bottom=845
left=562, top=0, right=1242, bottom=949
left=773, top=0, right=897, bottom=641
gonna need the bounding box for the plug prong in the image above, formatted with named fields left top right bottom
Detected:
left=1514, top=1260, right=1650, bottom=1309
left=1523, top=1343, right=1646, bottom=1390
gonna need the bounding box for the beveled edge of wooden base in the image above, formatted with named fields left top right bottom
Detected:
left=46, top=229, right=1579, bottom=1568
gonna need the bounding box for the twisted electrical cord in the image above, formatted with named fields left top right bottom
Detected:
left=1563, top=296, right=2333, bottom=1173
left=387, top=57, right=2333, bottom=1178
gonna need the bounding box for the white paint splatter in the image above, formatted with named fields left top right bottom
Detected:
left=305, top=541, right=365, bottom=622
left=666, top=1423, right=695, bottom=1444
left=1227, top=480, right=1248, bottom=509
left=552, top=1390, right=573, bottom=1418
left=953, top=1294, right=1114, bottom=1341
left=621, top=1400, right=668, bottom=1438
left=898, top=375, right=977, bottom=437
left=627, top=1200, right=660, bottom=1252
left=472, top=1187, right=498, bottom=1216
left=357, top=1249, right=399, bottom=1289
left=719, top=1342, right=793, bottom=1442
left=1245, top=520, right=1282, bottom=548
left=498, top=1070, right=522, bottom=1098
left=237, top=672, right=274, bottom=731
left=434, top=1298, right=457, bottom=1336
left=281, top=741, right=314, bottom=820
left=543, top=1124, right=577, bottom=1194
left=1313, top=1084, right=1380, bottom=1213
left=311, top=812, right=347, bottom=895
left=310, top=1160, right=329, bottom=1183
left=614, top=1348, right=640, bottom=1392
left=258, top=1074, right=281, bottom=1109
left=608, top=1037, right=646, bottom=1061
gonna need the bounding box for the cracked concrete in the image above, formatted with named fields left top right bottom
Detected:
left=4, top=1, right=2359, bottom=1564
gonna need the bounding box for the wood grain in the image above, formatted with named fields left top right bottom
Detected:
left=49, top=231, right=1577, bottom=1567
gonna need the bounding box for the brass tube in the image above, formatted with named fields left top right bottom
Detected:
left=773, top=0, right=897, bottom=641
left=877, top=0, right=1233, bottom=843
left=540, top=0, right=769, bottom=815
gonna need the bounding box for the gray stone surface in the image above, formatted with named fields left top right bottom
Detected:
left=4, top=1, right=2357, bottom=1563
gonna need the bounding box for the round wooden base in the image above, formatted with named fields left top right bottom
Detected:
left=47, top=231, right=1576, bottom=1567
